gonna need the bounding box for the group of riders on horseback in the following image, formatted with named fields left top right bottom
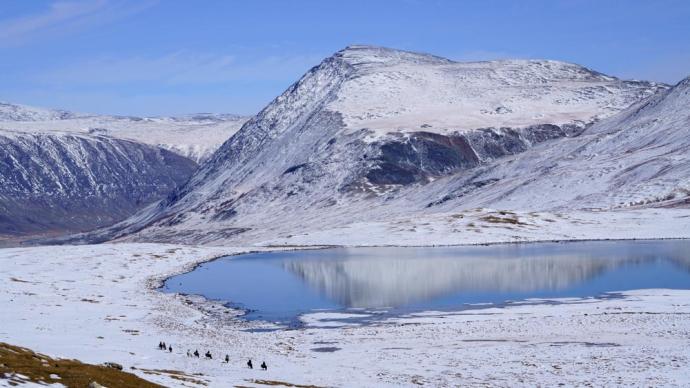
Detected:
left=159, top=341, right=267, bottom=370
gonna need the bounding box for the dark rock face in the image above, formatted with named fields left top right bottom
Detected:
left=366, top=132, right=480, bottom=185
left=0, top=133, right=197, bottom=236
left=363, top=124, right=584, bottom=187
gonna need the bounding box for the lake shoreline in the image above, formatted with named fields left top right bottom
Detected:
left=3, top=208, right=690, bottom=387
left=3, top=242, right=689, bottom=386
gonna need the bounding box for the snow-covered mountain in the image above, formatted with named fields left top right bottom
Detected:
left=0, top=102, right=250, bottom=239
left=87, top=45, right=672, bottom=245
left=0, top=131, right=197, bottom=237
left=0, top=103, right=249, bottom=163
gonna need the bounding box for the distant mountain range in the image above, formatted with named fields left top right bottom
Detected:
left=71, top=45, right=686, bottom=245
left=0, top=102, right=248, bottom=239
left=0, top=103, right=249, bottom=163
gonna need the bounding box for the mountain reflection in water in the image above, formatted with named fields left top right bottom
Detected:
left=280, top=242, right=690, bottom=308
left=162, top=240, right=690, bottom=323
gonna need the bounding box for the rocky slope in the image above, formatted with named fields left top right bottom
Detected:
left=0, top=131, right=197, bottom=237
left=86, top=45, right=670, bottom=244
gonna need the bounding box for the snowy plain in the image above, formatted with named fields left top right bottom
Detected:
left=2, top=215, right=690, bottom=387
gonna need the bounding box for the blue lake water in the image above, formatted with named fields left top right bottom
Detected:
left=162, top=240, right=690, bottom=325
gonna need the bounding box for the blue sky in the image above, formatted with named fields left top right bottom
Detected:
left=1, top=0, right=689, bottom=116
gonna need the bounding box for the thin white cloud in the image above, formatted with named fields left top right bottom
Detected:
left=0, top=0, right=156, bottom=47
left=36, top=51, right=324, bottom=86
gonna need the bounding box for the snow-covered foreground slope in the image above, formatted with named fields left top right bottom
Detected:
left=0, top=132, right=196, bottom=237
left=1, top=243, right=689, bottom=387
left=0, top=103, right=249, bottom=163
left=86, top=45, right=668, bottom=245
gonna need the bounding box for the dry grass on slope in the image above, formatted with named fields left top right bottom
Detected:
left=0, top=342, right=162, bottom=387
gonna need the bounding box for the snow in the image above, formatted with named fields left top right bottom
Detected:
left=1, top=242, right=689, bottom=387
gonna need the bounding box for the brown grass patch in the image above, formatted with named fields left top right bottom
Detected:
left=0, top=342, right=162, bottom=387
left=137, top=367, right=208, bottom=385
left=480, top=215, right=525, bottom=225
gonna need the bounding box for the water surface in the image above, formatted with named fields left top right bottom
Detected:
left=162, top=240, right=690, bottom=324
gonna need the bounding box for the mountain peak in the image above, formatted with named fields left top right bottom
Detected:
left=334, top=45, right=454, bottom=67
left=325, top=46, right=636, bottom=90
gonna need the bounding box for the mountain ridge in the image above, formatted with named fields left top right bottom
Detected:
left=73, top=45, right=673, bottom=245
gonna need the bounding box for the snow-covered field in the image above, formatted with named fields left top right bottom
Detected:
left=2, top=219, right=690, bottom=387
left=258, top=208, right=690, bottom=247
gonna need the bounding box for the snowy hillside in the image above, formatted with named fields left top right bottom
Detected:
left=419, top=75, right=690, bottom=211
left=0, top=104, right=249, bottom=162
left=0, top=131, right=197, bottom=237
left=82, top=45, right=672, bottom=245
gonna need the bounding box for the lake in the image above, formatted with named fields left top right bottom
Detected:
left=162, top=240, right=690, bottom=325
